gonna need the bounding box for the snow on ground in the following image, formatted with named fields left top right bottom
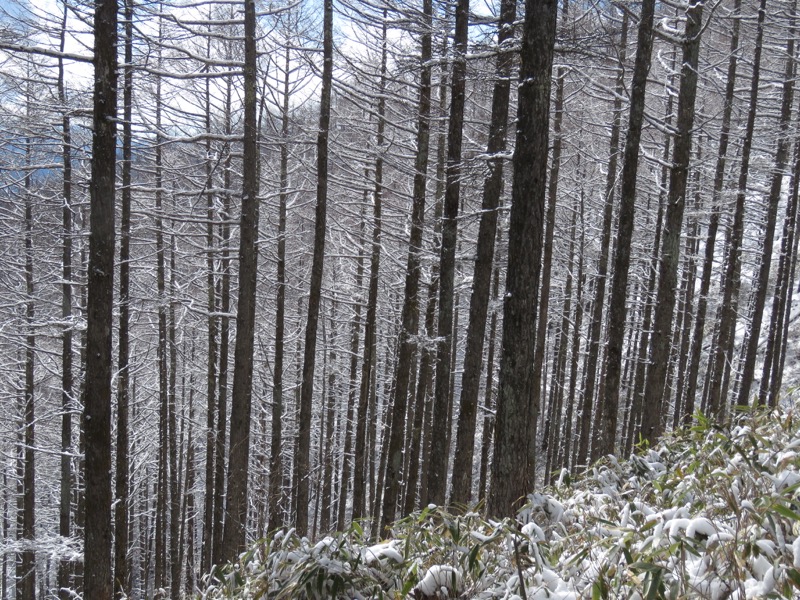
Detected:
left=203, top=406, right=800, bottom=599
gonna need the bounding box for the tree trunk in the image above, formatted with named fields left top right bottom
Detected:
left=450, top=0, right=515, bottom=506
left=221, top=0, right=261, bottom=559
left=738, top=2, right=795, bottom=406
left=488, top=0, right=557, bottom=517
left=381, top=0, right=431, bottom=530
left=428, top=0, right=470, bottom=506
left=764, top=95, right=800, bottom=406
left=114, top=0, right=133, bottom=594
left=58, top=1, right=74, bottom=594
left=641, top=0, right=704, bottom=443
left=596, top=0, right=656, bottom=458
left=580, top=11, right=628, bottom=460
left=338, top=200, right=366, bottom=528
left=84, top=0, right=118, bottom=590
left=705, top=0, right=766, bottom=419
left=269, top=41, right=293, bottom=536
left=213, top=76, right=233, bottom=565
left=295, top=0, right=332, bottom=536
left=20, top=104, right=36, bottom=600
left=201, top=17, right=219, bottom=572
left=682, top=0, right=740, bottom=424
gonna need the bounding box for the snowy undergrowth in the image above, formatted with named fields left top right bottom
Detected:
left=203, top=407, right=800, bottom=599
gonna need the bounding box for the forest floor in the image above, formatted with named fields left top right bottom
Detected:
left=203, top=402, right=800, bottom=599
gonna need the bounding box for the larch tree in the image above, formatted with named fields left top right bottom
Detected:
left=221, top=0, right=260, bottom=561
left=83, top=0, right=118, bottom=593
left=640, top=0, right=705, bottom=444
left=488, top=0, right=557, bottom=517
left=596, top=0, right=656, bottom=460
left=295, top=0, right=333, bottom=536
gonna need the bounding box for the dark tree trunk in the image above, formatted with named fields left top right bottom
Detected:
left=641, top=0, right=704, bottom=443
left=382, top=0, right=431, bottom=530
left=450, top=0, right=515, bottom=506
left=477, top=263, right=500, bottom=502
left=21, top=111, right=35, bottom=600
left=295, top=0, right=332, bottom=536
left=738, top=3, right=795, bottom=406
left=114, top=0, right=133, bottom=594
left=706, top=0, right=766, bottom=419
left=84, top=0, right=118, bottom=591
left=544, top=202, right=578, bottom=483
left=154, top=65, right=168, bottom=593
left=428, top=0, right=470, bottom=506
left=202, top=22, right=219, bottom=573
left=764, top=97, right=800, bottom=406
left=580, top=11, right=628, bottom=457
left=220, top=0, right=261, bottom=559
left=58, top=1, right=74, bottom=595
left=213, top=78, right=232, bottom=565
left=353, top=126, right=384, bottom=522
left=682, top=0, right=740, bottom=424
left=488, top=0, right=557, bottom=517
left=269, top=41, right=292, bottom=535
left=168, top=236, right=181, bottom=598
left=597, top=0, right=656, bottom=457
left=338, top=201, right=366, bottom=528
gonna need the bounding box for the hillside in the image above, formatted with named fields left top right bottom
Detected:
left=203, top=406, right=800, bottom=599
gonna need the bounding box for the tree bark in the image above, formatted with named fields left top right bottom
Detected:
left=84, top=0, right=117, bottom=591
left=597, top=0, right=656, bottom=459
left=641, top=0, right=704, bottom=443
left=682, top=0, right=740, bottom=424
left=381, top=0, right=431, bottom=530
left=705, top=0, right=766, bottom=420
left=488, top=0, right=557, bottom=517
left=114, top=0, right=133, bottom=594
left=58, top=2, right=75, bottom=596
left=269, top=40, right=292, bottom=536
left=221, top=0, right=260, bottom=559
left=450, top=0, right=515, bottom=506
left=738, top=1, right=795, bottom=406
left=295, top=0, right=332, bottom=536
left=428, top=0, right=470, bottom=506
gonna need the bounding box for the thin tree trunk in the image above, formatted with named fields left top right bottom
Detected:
left=641, top=0, right=704, bottom=443
left=295, top=0, right=332, bottom=536
left=221, top=0, right=261, bottom=558
left=20, top=103, right=36, bottom=600
left=353, top=156, right=383, bottom=521
left=213, top=76, right=233, bottom=565
left=154, top=58, right=168, bottom=591
left=201, top=13, right=219, bottom=572
left=683, top=0, right=741, bottom=424
left=381, top=0, right=431, bottom=529
left=706, top=0, right=766, bottom=420
left=765, top=99, right=800, bottom=406
left=477, top=263, right=500, bottom=502
left=58, top=1, right=75, bottom=595
left=114, top=0, right=133, bottom=595
left=268, top=41, right=292, bottom=536
left=450, top=0, right=515, bottom=506
left=338, top=200, right=367, bottom=528
left=580, top=11, right=628, bottom=459
left=169, top=235, right=181, bottom=599
left=737, top=3, right=795, bottom=406
left=597, top=0, right=656, bottom=458
left=428, top=0, right=470, bottom=505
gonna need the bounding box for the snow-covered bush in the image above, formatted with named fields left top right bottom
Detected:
left=202, top=406, right=800, bottom=599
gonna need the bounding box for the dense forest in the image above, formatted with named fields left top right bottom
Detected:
left=0, top=0, right=798, bottom=595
